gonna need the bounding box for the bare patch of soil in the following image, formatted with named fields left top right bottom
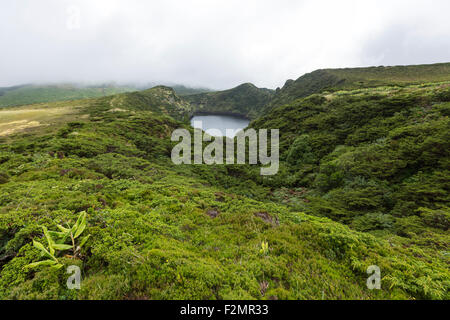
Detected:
left=254, top=211, right=279, bottom=225
left=206, top=209, right=220, bottom=218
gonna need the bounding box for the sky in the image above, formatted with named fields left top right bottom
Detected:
left=1, top=0, right=449, bottom=89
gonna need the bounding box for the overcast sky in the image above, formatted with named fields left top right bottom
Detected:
left=1, top=0, right=449, bottom=89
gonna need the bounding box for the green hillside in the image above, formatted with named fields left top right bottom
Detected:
left=267, top=62, right=450, bottom=111
left=0, top=63, right=449, bottom=300
left=185, top=83, right=274, bottom=119
left=0, top=84, right=137, bottom=108
left=250, top=81, right=450, bottom=295
left=99, top=85, right=193, bottom=121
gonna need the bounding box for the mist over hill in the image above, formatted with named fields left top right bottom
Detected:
left=0, top=83, right=213, bottom=108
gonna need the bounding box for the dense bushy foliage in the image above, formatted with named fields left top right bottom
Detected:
left=0, top=66, right=449, bottom=300
left=251, top=83, right=450, bottom=276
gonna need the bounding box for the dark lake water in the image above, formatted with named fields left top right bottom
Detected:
left=190, top=114, right=250, bottom=138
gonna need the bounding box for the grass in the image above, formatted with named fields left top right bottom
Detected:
left=0, top=100, right=88, bottom=138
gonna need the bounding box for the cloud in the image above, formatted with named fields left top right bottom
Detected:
left=0, top=0, right=449, bottom=89
left=360, top=2, right=450, bottom=66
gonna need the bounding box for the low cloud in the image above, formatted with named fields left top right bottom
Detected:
left=1, top=0, right=449, bottom=89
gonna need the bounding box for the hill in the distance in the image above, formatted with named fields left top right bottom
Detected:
left=0, top=84, right=138, bottom=108
left=266, top=62, right=450, bottom=111
left=185, top=83, right=274, bottom=119
left=170, top=84, right=213, bottom=96
left=97, top=85, right=193, bottom=121
left=0, top=83, right=213, bottom=109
